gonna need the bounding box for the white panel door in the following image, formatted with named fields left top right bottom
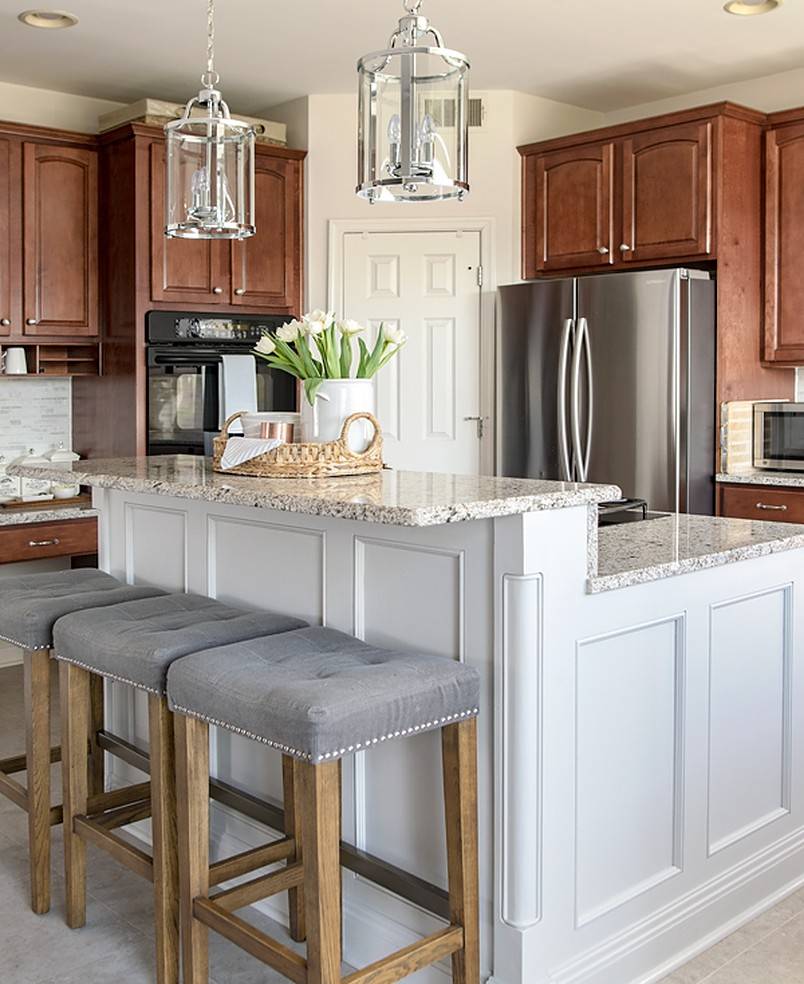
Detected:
left=342, top=230, right=482, bottom=473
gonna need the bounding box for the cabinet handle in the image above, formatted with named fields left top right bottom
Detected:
left=0, top=319, right=9, bottom=327
left=234, top=288, right=245, bottom=296
left=28, top=538, right=60, bottom=547
left=597, top=247, right=609, bottom=255
left=26, top=318, right=38, bottom=326
left=212, top=287, right=223, bottom=295
left=619, top=244, right=631, bottom=252
left=755, top=502, right=787, bottom=512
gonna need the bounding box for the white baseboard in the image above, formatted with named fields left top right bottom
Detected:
left=0, top=644, right=22, bottom=669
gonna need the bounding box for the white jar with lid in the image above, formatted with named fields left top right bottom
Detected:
left=0, top=456, right=19, bottom=501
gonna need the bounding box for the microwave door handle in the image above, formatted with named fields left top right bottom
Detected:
left=557, top=318, right=574, bottom=481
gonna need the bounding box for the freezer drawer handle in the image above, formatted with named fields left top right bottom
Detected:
left=28, top=538, right=61, bottom=547
left=755, top=502, right=787, bottom=512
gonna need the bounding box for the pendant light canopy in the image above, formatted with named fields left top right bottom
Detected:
left=357, top=0, right=470, bottom=204
left=164, top=0, right=255, bottom=239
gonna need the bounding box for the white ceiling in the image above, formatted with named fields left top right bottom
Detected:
left=0, top=0, right=802, bottom=114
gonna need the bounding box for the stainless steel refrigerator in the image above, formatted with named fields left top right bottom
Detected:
left=497, top=268, right=716, bottom=514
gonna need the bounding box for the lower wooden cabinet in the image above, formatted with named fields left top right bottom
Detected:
left=0, top=517, right=97, bottom=564
left=718, top=483, right=804, bottom=524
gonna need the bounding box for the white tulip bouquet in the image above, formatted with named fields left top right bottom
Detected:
left=253, top=310, right=407, bottom=404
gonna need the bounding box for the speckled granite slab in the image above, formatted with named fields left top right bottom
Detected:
left=590, top=513, right=804, bottom=593
left=716, top=470, right=804, bottom=488
left=0, top=506, right=98, bottom=527
left=8, top=455, right=621, bottom=528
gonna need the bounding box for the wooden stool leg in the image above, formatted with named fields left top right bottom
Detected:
left=176, top=715, right=210, bottom=984
left=282, top=755, right=306, bottom=943
left=88, top=674, right=105, bottom=797
left=60, top=660, right=90, bottom=929
left=442, top=719, right=480, bottom=984
left=24, top=648, right=52, bottom=915
left=301, top=761, right=341, bottom=984
left=150, top=695, right=180, bottom=984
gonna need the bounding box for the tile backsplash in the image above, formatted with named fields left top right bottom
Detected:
left=0, top=378, right=71, bottom=463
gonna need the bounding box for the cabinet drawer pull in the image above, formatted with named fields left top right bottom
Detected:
left=234, top=287, right=245, bottom=295
left=26, top=318, right=38, bottom=326
left=28, top=538, right=61, bottom=547
left=755, top=502, right=787, bottom=512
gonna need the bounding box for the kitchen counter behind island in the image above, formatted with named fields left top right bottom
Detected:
left=10, top=455, right=804, bottom=984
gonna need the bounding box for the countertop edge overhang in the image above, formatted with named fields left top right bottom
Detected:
left=716, top=470, right=804, bottom=488
left=7, top=457, right=622, bottom=528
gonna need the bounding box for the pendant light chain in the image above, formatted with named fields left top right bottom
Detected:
left=202, top=0, right=219, bottom=88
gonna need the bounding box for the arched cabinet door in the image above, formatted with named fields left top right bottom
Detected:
left=23, top=142, right=98, bottom=336
left=621, top=121, right=713, bottom=263
left=230, top=154, right=302, bottom=313
left=524, top=140, right=615, bottom=276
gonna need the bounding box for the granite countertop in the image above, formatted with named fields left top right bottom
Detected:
left=7, top=455, right=621, bottom=527
left=716, top=469, right=804, bottom=488
left=590, top=513, right=804, bottom=593
left=0, top=505, right=98, bottom=526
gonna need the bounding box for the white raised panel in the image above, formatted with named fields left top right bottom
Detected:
left=707, top=585, right=792, bottom=855
left=368, top=255, right=400, bottom=298
left=124, top=503, right=187, bottom=591
left=501, top=574, right=543, bottom=930
left=575, top=615, right=684, bottom=927
left=426, top=318, right=456, bottom=440
left=424, top=254, right=456, bottom=296
left=368, top=319, right=401, bottom=441
left=207, top=516, right=325, bottom=625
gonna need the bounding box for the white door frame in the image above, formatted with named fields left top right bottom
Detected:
left=328, top=216, right=497, bottom=475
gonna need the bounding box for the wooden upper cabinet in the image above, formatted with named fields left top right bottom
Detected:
left=764, top=122, right=804, bottom=363
left=524, top=141, right=614, bottom=275
left=230, top=155, right=301, bottom=312
left=0, top=138, right=20, bottom=338
left=621, top=121, right=713, bottom=262
left=149, top=142, right=230, bottom=305
left=22, top=142, right=98, bottom=336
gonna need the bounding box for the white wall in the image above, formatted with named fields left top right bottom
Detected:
left=267, top=90, right=602, bottom=305
left=0, top=80, right=124, bottom=134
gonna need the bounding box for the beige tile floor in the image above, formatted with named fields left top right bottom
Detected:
left=0, top=663, right=303, bottom=984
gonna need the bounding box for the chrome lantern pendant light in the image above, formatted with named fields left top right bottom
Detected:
left=357, top=0, right=470, bottom=203
left=164, top=0, right=255, bottom=239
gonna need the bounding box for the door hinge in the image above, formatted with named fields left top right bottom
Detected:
left=476, top=265, right=483, bottom=288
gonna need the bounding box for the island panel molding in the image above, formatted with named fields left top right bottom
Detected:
left=123, top=500, right=188, bottom=593
left=707, top=584, right=793, bottom=856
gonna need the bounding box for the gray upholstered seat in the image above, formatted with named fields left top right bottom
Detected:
left=53, top=593, right=308, bottom=695
left=0, top=569, right=165, bottom=651
left=167, top=626, right=481, bottom=764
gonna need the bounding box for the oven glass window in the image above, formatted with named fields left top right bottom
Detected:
left=762, top=412, right=804, bottom=462
left=149, top=365, right=218, bottom=449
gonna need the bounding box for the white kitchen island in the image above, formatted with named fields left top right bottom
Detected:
left=11, top=455, right=804, bottom=984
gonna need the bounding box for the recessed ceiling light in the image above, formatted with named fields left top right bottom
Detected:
left=17, top=9, right=79, bottom=29
left=723, top=0, right=782, bottom=14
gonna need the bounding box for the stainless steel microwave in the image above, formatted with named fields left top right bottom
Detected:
left=754, top=402, right=804, bottom=471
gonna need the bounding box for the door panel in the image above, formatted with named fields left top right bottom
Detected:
left=621, top=122, right=712, bottom=262
left=0, top=137, right=20, bottom=337
left=231, top=155, right=301, bottom=312
left=23, top=142, right=98, bottom=336
left=525, top=142, right=614, bottom=275
left=149, top=142, right=229, bottom=305
left=342, top=231, right=482, bottom=474
left=578, top=270, right=679, bottom=511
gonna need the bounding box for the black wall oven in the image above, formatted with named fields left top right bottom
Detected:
left=146, top=312, right=296, bottom=456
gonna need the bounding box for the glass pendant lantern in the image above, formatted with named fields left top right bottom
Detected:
left=164, top=0, right=255, bottom=239
left=357, top=0, right=470, bottom=203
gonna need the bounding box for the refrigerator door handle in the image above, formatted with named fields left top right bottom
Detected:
left=557, top=318, right=574, bottom=481
left=571, top=317, right=593, bottom=482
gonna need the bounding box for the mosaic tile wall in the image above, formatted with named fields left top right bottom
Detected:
left=0, top=378, right=71, bottom=463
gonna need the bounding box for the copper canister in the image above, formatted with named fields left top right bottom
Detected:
left=259, top=421, right=295, bottom=443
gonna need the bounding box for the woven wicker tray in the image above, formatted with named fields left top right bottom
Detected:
left=212, top=411, right=384, bottom=478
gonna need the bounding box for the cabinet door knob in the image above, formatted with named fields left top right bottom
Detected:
left=26, top=318, right=38, bottom=325
left=597, top=246, right=609, bottom=255
left=212, top=287, right=223, bottom=295
left=234, top=288, right=245, bottom=296
left=0, top=318, right=9, bottom=326
left=619, top=244, right=631, bottom=252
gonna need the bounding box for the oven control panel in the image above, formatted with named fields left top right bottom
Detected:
left=146, top=312, right=290, bottom=345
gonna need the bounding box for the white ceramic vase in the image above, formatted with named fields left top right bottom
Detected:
left=300, top=379, right=376, bottom=452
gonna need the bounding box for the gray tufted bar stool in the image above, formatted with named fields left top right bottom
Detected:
left=53, top=592, right=307, bottom=984
left=167, top=625, right=482, bottom=984
left=0, top=568, right=164, bottom=914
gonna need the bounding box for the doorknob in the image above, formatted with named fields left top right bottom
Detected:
left=464, top=415, right=489, bottom=439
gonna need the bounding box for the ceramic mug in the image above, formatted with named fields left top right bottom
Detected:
left=2, top=347, right=27, bottom=375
